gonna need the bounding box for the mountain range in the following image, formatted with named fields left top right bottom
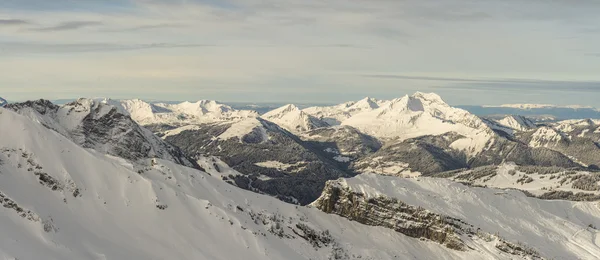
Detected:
left=1, top=92, right=599, bottom=259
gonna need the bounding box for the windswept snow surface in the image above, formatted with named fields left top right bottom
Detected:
left=0, top=107, right=530, bottom=260
left=325, top=174, right=600, bottom=260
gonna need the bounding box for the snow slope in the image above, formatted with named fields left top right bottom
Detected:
left=447, top=163, right=600, bottom=197
left=261, top=104, right=329, bottom=133
left=0, top=107, right=529, bottom=260
left=497, top=115, right=537, bottom=132
left=319, top=174, right=600, bottom=260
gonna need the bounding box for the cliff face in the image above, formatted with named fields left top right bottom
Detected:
left=312, top=180, right=544, bottom=259
left=312, top=181, right=467, bottom=250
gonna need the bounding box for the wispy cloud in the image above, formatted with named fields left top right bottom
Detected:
left=0, top=18, right=30, bottom=26
left=1, top=0, right=600, bottom=105
left=117, top=23, right=186, bottom=32
left=0, top=42, right=217, bottom=54
left=31, top=21, right=102, bottom=31
left=363, top=74, right=600, bottom=93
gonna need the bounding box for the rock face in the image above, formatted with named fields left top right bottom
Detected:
left=312, top=180, right=543, bottom=259
left=312, top=181, right=467, bottom=251
left=6, top=99, right=198, bottom=168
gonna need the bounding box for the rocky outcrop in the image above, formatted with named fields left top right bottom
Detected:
left=312, top=180, right=544, bottom=259
left=7, top=99, right=199, bottom=169
left=312, top=181, right=468, bottom=250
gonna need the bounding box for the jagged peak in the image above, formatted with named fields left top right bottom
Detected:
left=263, top=104, right=301, bottom=118
left=379, top=95, right=424, bottom=114
left=179, top=100, right=219, bottom=107
left=411, top=92, right=446, bottom=105
left=5, top=99, right=59, bottom=115
left=173, top=100, right=235, bottom=114
left=352, top=97, right=380, bottom=109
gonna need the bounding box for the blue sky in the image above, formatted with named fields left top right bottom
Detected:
left=1, top=0, right=599, bottom=106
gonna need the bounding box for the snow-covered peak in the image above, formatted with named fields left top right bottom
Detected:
left=343, top=92, right=493, bottom=156
left=351, top=97, right=380, bottom=110
left=262, top=104, right=300, bottom=119
left=172, top=100, right=232, bottom=115
left=115, top=99, right=258, bottom=126
left=411, top=92, right=446, bottom=105
left=262, top=104, right=328, bottom=133
left=377, top=95, right=424, bottom=115
left=497, top=115, right=537, bottom=132
left=303, top=97, right=385, bottom=126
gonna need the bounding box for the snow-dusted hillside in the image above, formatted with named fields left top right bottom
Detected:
left=163, top=117, right=352, bottom=205
left=261, top=104, right=329, bottom=133
left=0, top=107, right=547, bottom=260
left=441, top=163, right=600, bottom=199
left=517, top=119, right=600, bottom=167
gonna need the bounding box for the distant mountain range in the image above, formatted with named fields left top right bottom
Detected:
left=44, top=98, right=600, bottom=121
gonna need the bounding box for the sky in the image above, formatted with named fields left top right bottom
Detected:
left=1, top=0, right=600, bottom=106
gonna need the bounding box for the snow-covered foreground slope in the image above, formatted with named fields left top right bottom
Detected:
left=1, top=107, right=520, bottom=260
left=316, top=174, right=600, bottom=260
